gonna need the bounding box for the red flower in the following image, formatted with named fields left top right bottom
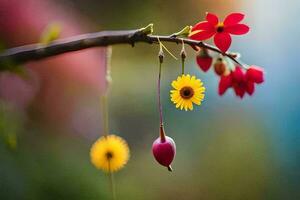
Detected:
left=246, top=66, right=264, bottom=84
left=218, top=66, right=264, bottom=98
left=218, top=73, right=232, bottom=95
left=190, top=12, right=250, bottom=52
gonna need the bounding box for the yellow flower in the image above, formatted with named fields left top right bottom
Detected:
left=90, top=135, right=130, bottom=173
left=170, top=74, right=205, bottom=111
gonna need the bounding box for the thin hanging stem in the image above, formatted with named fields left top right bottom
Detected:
left=180, top=39, right=186, bottom=74
left=101, top=47, right=116, bottom=200
left=101, top=47, right=112, bottom=137
left=105, top=46, right=113, bottom=89
left=158, top=61, right=163, bottom=126
left=157, top=38, right=164, bottom=126
left=101, top=95, right=109, bottom=136
left=181, top=58, right=185, bottom=74
left=108, top=161, right=117, bottom=200
left=157, top=37, right=166, bottom=142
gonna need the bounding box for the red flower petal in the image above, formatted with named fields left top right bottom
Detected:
left=192, top=21, right=214, bottom=32
left=196, top=55, right=213, bottom=72
left=233, top=84, right=246, bottom=98
left=206, top=12, right=219, bottom=26
left=218, top=74, right=232, bottom=96
left=246, top=81, right=255, bottom=95
left=225, top=24, right=250, bottom=35
left=246, top=66, right=264, bottom=84
left=232, top=66, right=244, bottom=82
left=214, top=32, right=231, bottom=52
left=190, top=30, right=215, bottom=41
left=224, top=13, right=245, bottom=26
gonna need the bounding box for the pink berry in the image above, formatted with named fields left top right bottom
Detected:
left=152, top=136, right=176, bottom=171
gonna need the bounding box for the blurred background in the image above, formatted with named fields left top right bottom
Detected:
left=0, top=0, right=299, bottom=199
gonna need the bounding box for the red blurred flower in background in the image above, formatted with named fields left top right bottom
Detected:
left=219, top=66, right=264, bottom=98
left=189, top=12, right=250, bottom=52
left=0, top=0, right=106, bottom=136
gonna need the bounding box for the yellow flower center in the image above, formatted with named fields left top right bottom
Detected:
left=180, top=86, right=194, bottom=99
left=106, top=151, right=113, bottom=160
left=216, top=22, right=224, bottom=33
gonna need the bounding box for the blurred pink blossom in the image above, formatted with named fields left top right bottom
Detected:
left=0, top=0, right=106, bottom=135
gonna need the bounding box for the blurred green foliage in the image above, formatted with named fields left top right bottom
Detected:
left=0, top=102, right=22, bottom=150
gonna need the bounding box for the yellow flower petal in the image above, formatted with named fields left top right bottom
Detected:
left=188, top=101, right=193, bottom=110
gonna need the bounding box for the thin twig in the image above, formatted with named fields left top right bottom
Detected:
left=0, top=25, right=244, bottom=68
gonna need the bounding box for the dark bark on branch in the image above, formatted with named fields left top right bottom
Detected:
left=0, top=25, right=242, bottom=68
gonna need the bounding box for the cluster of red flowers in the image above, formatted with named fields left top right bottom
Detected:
left=190, top=12, right=264, bottom=98
left=219, top=66, right=264, bottom=98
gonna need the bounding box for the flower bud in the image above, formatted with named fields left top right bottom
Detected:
left=196, top=48, right=213, bottom=72
left=152, top=135, right=176, bottom=171
left=158, top=49, right=164, bottom=63
left=214, top=58, right=228, bottom=76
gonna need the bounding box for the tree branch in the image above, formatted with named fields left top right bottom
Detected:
left=0, top=24, right=242, bottom=68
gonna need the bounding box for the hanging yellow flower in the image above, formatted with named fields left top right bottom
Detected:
left=90, top=135, right=130, bottom=173
left=170, top=74, right=205, bottom=111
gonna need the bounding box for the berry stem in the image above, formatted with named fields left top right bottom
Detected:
left=158, top=61, right=163, bottom=126
left=157, top=39, right=166, bottom=142
left=159, top=124, right=166, bottom=142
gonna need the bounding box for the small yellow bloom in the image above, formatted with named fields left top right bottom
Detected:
left=170, top=74, right=205, bottom=111
left=90, top=135, right=130, bottom=173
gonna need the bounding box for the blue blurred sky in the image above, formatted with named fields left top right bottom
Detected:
left=243, top=0, right=300, bottom=196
